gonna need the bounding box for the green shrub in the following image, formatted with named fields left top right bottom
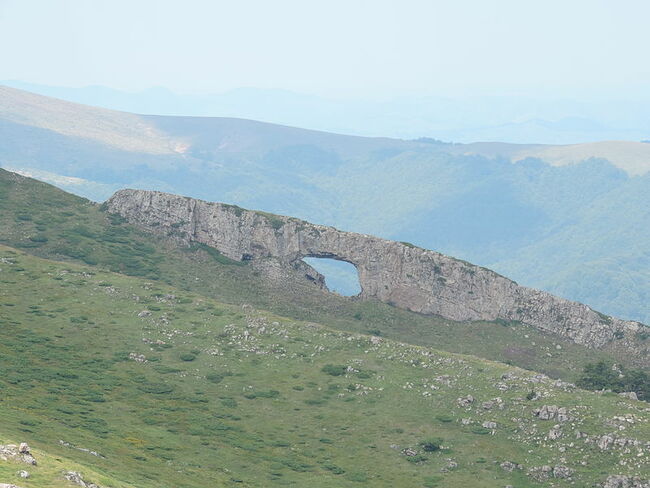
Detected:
left=420, top=437, right=443, bottom=452
left=323, top=463, right=345, bottom=474
left=322, top=364, right=347, bottom=376
left=137, top=383, right=174, bottom=394
left=206, top=372, right=232, bottom=384
left=405, top=454, right=428, bottom=463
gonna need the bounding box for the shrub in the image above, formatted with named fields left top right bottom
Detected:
left=154, top=365, right=182, bottom=374
left=321, top=364, right=347, bottom=376
left=323, top=463, right=345, bottom=474
left=206, top=372, right=232, bottom=384
left=138, top=383, right=174, bottom=394
left=420, top=437, right=443, bottom=452
left=180, top=353, right=197, bottom=362
left=405, top=454, right=428, bottom=463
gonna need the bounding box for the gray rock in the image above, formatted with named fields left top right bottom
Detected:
left=106, top=189, right=643, bottom=350
left=598, top=434, right=615, bottom=450
left=63, top=471, right=100, bottom=488
left=20, top=454, right=36, bottom=466
left=457, top=395, right=474, bottom=407
left=529, top=465, right=554, bottom=482
left=500, top=461, right=522, bottom=472
left=548, top=425, right=563, bottom=440
left=482, top=421, right=497, bottom=429
left=482, top=400, right=495, bottom=410
left=17, top=471, right=29, bottom=479
left=557, top=407, right=570, bottom=422
left=603, top=475, right=650, bottom=488
left=619, top=392, right=639, bottom=401
left=441, top=459, right=458, bottom=472
left=553, top=465, right=574, bottom=479
left=533, top=405, right=570, bottom=421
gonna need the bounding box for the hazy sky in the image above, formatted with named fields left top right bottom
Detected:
left=1, top=0, right=649, bottom=99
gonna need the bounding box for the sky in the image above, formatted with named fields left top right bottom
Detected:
left=2, top=0, right=650, bottom=100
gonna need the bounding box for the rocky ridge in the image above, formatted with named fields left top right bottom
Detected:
left=106, top=189, right=646, bottom=350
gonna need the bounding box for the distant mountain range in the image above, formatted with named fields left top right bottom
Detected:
left=1, top=84, right=649, bottom=323
left=5, top=80, right=650, bottom=143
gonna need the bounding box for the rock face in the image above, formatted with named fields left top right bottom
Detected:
left=106, top=189, right=644, bottom=349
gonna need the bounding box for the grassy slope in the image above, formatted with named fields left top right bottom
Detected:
left=0, top=440, right=129, bottom=488
left=1, top=245, right=649, bottom=487
left=0, top=168, right=645, bottom=380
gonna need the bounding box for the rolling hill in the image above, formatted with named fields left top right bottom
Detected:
left=1, top=85, right=650, bottom=324
left=1, top=168, right=648, bottom=377
left=1, top=240, right=649, bottom=487
left=1, top=168, right=649, bottom=487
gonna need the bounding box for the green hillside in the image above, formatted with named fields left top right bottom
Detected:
left=1, top=245, right=649, bottom=487
left=0, top=168, right=644, bottom=381
left=0, top=439, right=129, bottom=488
left=2, top=86, right=650, bottom=323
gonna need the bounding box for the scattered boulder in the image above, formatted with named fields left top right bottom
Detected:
left=619, top=392, right=639, bottom=401
left=553, top=465, right=574, bottom=479
left=63, top=471, right=100, bottom=488
left=529, top=464, right=574, bottom=481
left=137, top=310, right=151, bottom=318
left=0, top=484, right=24, bottom=488
left=128, top=352, right=147, bottom=363
left=482, top=421, right=497, bottom=429
left=533, top=405, right=570, bottom=421
left=482, top=397, right=504, bottom=410
left=548, top=425, right=563, bottom=440
left=0, top=443, right=36, bottom=466
left=598, top=434, right=615, bottom=451
left=529, top=465, right=554, bottom=481
left=17, top=471, right=29, bottom=479
left=457, top=395, right=474, bottom=407
left=603, top=475, right=650, bottom=488
left=500, top=461, right=522, bottom=472
left=440, top=459, right=458, bottom=472
left=20, top=453, right=36, bottom=466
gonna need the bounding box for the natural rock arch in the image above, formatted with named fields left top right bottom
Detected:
left=106, top=189, right=643, bottom=350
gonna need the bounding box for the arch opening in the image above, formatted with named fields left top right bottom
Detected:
left=302, top=256, right=361, bottom=297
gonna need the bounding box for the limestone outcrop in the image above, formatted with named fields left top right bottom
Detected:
left=106, top=189, right=644, bottom=349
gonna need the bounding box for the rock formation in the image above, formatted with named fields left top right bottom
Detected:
left=106, top=189, right=645, bottom=349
